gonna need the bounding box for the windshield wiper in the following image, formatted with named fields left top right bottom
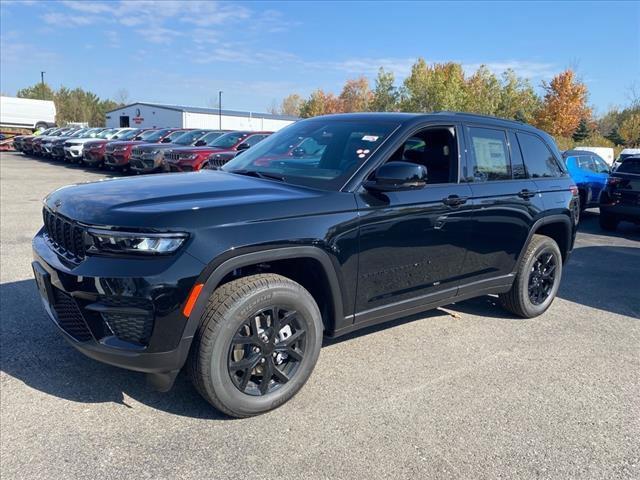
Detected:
left=228, top=169, right=285, bottom=182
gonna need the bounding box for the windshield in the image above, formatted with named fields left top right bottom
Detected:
left=222, top=119, right=399, bottom=190
left=174, top=130, right=210, bottom=145
left=210, top=132, right=247, bottom=148
left=617, top=158, right=640, bottom=174
left=160, top=130, right=186, bottom=143
left=97, top=129, right=117, bottom=139
left=137, top=128, right=171, bottom=142
left=69, top=129, right=87, bottom=138
left=197, top=131, right=224, bottom=145
left=115, top=129, right=139, bottom=140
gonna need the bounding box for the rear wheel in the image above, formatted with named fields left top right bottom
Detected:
left=599, top=212, right=618, bottom=231
left=188, top=274, right=323, bottom=418
left=499, top=234, right=562, bottom=318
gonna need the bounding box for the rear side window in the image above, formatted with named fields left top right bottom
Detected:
left=508, top=131, right=526, bottom=179
left=517, top=132, right=564, bottom=178
left=617, top=158, right=640, bottom=174
left=467, top=127, right=511, bottom=181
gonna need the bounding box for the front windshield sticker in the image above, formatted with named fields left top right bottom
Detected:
left=362, top=135, right=379, bottom=142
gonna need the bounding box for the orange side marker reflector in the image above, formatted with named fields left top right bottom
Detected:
left=183, top=283, right=204, bottom=317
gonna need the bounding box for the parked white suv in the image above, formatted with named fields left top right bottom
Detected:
left=64, top=128, right=135, bottom=161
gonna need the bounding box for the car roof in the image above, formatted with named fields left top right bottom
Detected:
left=308, top=111, right=543, bottom=133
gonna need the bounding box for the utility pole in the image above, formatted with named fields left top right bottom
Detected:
left=218, top=90, right=223, bottom=130
left=40, top=71, right=46, bottom=100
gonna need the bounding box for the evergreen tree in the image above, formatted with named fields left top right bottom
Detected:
left=572, top=118, right=591, bottom=142
left=605, top=126, right=625, bottom=145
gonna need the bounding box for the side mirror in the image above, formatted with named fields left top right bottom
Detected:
left=194, top=140, right=206, bottom=146
left=161, top=138, right=172, bottom=143
left=236, top=142, right=251, bottom=151
left=363, top=161, right=428, bottom=192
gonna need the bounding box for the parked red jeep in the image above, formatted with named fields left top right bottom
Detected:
left=164, top=131, right=272, bottom=172
left=103, top=128, right=191, bottom=170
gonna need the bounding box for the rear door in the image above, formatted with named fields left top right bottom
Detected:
left=460, top=126, right=543, bottom=288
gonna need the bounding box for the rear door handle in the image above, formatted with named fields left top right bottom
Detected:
left=442, top=195, right=468, bottom=206
left=518, top=189, right=537, bottom=199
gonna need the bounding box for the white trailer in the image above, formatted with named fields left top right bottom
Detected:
left=573, top=146, right=615, bottom=165
left=105, top=102, right=297, bottom=132
left=0, top=96, right=56, bottom=130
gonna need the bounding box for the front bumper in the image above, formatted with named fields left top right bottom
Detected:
left=64, top=146, right=83, bottom=159
left=130, top=153, right=164, bottom=173
left=32, top=230, right=205, bottom=381
left=83, top=150, right=105, bottom=165
left=104, top=152, right=130, bottom=167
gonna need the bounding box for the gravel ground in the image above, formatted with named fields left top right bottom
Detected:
left=1, top=152, right=639, bottom=479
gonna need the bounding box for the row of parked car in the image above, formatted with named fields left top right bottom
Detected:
left=12, top=126, right=273, bottom=173
left=562, top=148, right=640, bottom=230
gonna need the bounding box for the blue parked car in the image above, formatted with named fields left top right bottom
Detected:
left=562, top=149, right=610, bottom=211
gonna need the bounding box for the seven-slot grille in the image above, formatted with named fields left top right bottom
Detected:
left=131, top=147, right=144, bottom=157
left=42, top=208, right=86, bottom=261
left=165, top=152, right=189, bottom=161
left=105, top=144, right=116, bottom=153
left=208, top=154, right=233, bottom=168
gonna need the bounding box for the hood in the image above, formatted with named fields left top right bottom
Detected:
left=44, top=171, right=348, bottom=230
left=67, top=137, right=103, bottom=145
left=167, top=146, right=229, bottom=155
left=133, top=143, right=179, bottom=152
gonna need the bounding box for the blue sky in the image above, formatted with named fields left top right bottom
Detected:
left=1, top=0, right=638, bottom=115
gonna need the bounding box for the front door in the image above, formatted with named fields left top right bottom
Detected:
left=354, top=124, right=474, bottom=321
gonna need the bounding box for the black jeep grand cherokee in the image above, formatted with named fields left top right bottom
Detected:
left=32, top=113, right=577, bottom=417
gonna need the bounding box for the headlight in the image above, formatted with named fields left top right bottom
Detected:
left=183, top=153, right=198, bottom=160
left=114, top=146, right=127, bottom=152
left=87, top=229, right=188, bottom=255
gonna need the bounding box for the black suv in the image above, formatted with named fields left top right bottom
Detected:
left=32, top=113, right=577, bottom=417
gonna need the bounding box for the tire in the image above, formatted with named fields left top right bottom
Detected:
left=599, top=212, right=618, bottom=231
left=499, top=234, right=563, bottom=318
left=188, top=274, right=323, bottom=418
left=35, top=122, right=47, bottom=130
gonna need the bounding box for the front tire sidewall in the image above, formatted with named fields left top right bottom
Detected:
left=206, top=286, right=322, bottom=416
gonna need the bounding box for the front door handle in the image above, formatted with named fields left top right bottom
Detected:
left=442, top=195, right=468, bottom=206
left=518, top=189, right=537, bottom=199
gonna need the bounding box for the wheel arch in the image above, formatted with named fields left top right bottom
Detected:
left=517, top=215, right=573, bottom=266
left=183, top=247, right=345, bottom=341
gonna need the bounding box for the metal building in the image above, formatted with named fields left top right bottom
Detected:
left=105, top=102, right=297, bottom=131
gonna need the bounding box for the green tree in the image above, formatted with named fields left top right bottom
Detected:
left=496, top=70, right=541, bottom=123
left=619, top=112, right=640, bottom=146
left=17, top=82, right=55, bottom=101
left=605, top=125, right=625, bottom=145
left=370, top=67, right=399, bottom=111
left=572, top=118, right=591, bottom=142
left=464, top=65, right=500, bottom=115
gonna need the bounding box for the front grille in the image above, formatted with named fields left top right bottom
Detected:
left=105, top=144, right=116, bottom=153
left=42, top=208, right=86, bottom=261
left=131, top=148, right=143, bottom=157
left=208, top=155, right=232, bottom=168
left=51, top=288, right=93, bottom=342
left=165, top=152, right=180, bottom=161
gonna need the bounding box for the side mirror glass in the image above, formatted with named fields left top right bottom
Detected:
left=236, top=142, right=251, bottom=151
left=195, top=140, right=206, bottom=146
left=364, top=161, right=428, bottom=192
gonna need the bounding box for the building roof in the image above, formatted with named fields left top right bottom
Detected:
left=106, top=102, right=299, bottom=121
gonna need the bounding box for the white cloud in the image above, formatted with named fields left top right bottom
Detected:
left=465, top=61, right=557, bottom=80
left=42, top=12, right=95, bottom=26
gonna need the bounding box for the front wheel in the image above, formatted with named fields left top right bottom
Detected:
left=499, top=234, right=562, bottom=318
left=188, top=274, right=323, bottom=417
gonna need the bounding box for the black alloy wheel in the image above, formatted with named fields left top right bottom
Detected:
left=228, top=306, right=306, bottom=396
left=528, top=251, right=557, bottom=305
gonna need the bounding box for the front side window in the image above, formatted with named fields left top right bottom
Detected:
left=591, top=156, right=610, bottom=173
left=467, top=127, right=511, bottom=181
left=517, top=132, right=564, bottom=178
left=222, top=119, right=398, bottom=190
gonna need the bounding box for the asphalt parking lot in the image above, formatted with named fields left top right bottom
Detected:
left=1, top=151, right=639, bottom=479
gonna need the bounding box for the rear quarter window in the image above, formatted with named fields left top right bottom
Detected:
left=516, top=132, right=564, bottom=178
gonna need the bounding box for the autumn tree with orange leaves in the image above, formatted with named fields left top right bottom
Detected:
left=534, top=70, right=591, bottom=137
